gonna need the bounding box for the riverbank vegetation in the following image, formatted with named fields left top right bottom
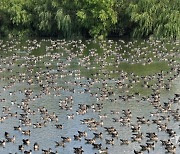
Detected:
left=0, top=0, right=179, bottom=39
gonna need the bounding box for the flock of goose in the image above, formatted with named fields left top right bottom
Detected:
left=0, top=38, right=179, bottom=154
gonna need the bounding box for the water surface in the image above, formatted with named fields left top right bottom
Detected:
left=0, top=38, right=179, bottom=154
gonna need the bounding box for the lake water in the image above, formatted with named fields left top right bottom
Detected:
left=0, top=38, right=179, bottom=154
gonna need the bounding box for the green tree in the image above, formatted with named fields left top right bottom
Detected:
left=76, top=0, right=117, bottom=39
left=111, top=0, right=132, bottom=36
left=0, top=0, right=179, bottom=39
left=0, top=0, right=33, bottom=37
left=127, top=0, right=180, bottom=38
left=28, top=0, right=72, bottom=37
left=0, top=0, right=73, bottom=37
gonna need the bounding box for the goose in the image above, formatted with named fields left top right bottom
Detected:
left=24, top=150, right=32, bottom=154
left=73, top=146, right=84, bottom=154
left=105, top=138, right=114, bottom=145
left=84, top=138, right=95, bottom=144
left=93, top=132, right=103, bottom=138
left=19, top=144, right=24, bottom=151
left=34, top=142, right=39, bottom=150
left=0, top=140, right=5, bottom=147
left=61, top=136, right=71, bottom=142
left=120, top=139, right=130, bottom=145
left=14, top=126, right=22, bottom=131
left=92, top=143, right=102, bottom=149
left=23, top=139, right=30, bottom=145
left=74, top=135, right=81, bottom=141
left=55, top=141, right=65, bottom=147
left=6, top=135, right=15, bottom=143
left=98, top=147, right=108, bottom=154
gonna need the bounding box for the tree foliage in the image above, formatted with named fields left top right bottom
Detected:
left=76, top=0, right=117, bottom=39
left=0, top=0, right=179, bottom=39
left=127, top=0, right=180, bottom=38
